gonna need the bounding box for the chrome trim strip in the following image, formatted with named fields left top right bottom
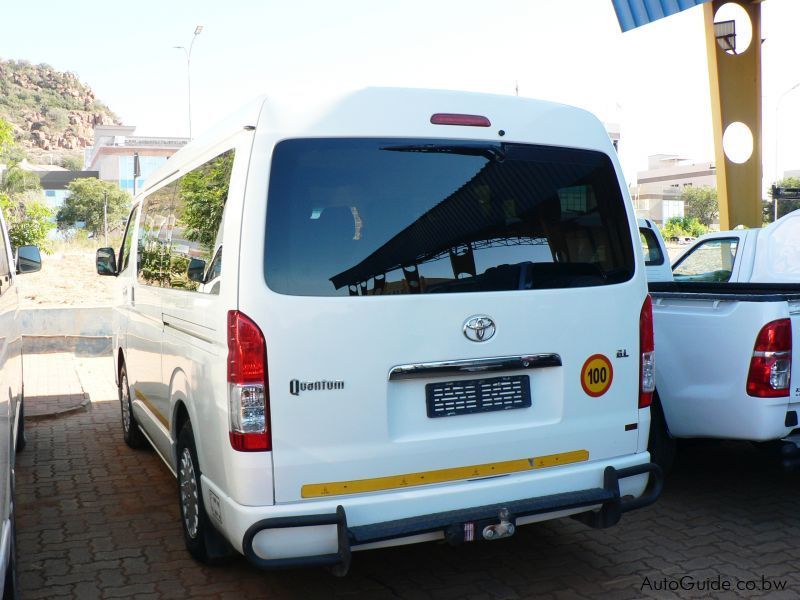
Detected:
left=163, top=320, right=216, bottom=344
left=138, top=426, right=177, bottom=477
left=388, top=354, right=562, bottom=381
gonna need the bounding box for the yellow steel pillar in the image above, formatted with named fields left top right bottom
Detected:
left=704, top=0, right=763, bottom=229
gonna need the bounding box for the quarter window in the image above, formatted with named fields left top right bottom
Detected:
left=136, top=149, right=235, bottom=294
left=119, top=206, right=140, bottom=273
left=639, top=228, right=665, bottom=266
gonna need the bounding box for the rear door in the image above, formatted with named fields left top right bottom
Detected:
left=248, top=138, right=644, bottom=503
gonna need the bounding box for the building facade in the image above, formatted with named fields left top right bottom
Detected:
left=632, top=154, right=716, bottom=225
left=84, top=125, right=188, bottom=193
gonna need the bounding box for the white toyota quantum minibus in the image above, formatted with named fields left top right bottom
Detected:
left=96, top=88, right=662, bottom=574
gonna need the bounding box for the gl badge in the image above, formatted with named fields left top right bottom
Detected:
left=463, top=315, right=496, bottom=342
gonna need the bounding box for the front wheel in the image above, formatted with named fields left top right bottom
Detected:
left=119, top=365, right=146, bottom=449
left=177, top=421, right=234, bottom=563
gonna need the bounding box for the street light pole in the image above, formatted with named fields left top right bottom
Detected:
left=174, top=25, right=204, bottom=139
left=103, top=189, right=108, bottom=247
left=774, top=80, right=800, bottom=221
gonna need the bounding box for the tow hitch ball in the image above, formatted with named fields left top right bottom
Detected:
left=483, top=509, right=515, bottom=540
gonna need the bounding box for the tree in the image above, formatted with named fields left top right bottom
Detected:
left=661, top=216, right=707, bottom=240
left=57, top=178, right=130, bottom=236
left=0, top=193, right=54, bottom=250
left=60, top=155, right=84, bottom=171
left=0, top=128, right=52, bottom=251
left=0, top=118, right=13, bottom=158
left=768, top=176, right=800, bottom=220
left=681, top=186, right=718, bottom=227
left=176, top=150, right=233, bottom=250
left=0, top=117, right=25, bottom=165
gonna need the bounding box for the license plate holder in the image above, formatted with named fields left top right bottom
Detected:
left=426, top=375, right=531, bottom=418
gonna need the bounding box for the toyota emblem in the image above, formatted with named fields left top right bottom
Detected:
left=463, top=315, right=496, bottom=342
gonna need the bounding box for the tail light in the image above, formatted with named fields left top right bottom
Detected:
left=639, top=295, right=655, bottom=408
left=747, top=319, right=792, bottom=398
left=430, top=113, right=491, bottom=127
left=227, top=311, right=271, bottom=451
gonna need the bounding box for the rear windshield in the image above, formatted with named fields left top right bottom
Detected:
left=265, top=138, right=634, bottom=297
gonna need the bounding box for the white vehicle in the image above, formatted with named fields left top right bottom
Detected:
left=0, top=212, right=41, bottom=597
left=97, top=88, right=661, bottom=572
left=640, top=214, right=800, bottom=470
left=638, top=218, right=672, bottom=283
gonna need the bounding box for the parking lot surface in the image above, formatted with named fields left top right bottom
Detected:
left=15, top=354, right=800, bottom=599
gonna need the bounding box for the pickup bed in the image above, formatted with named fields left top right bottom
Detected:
left=640, top=213, right=800, bottom=470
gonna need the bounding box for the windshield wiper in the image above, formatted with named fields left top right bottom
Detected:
left=381, top=143, right=506, bottom=162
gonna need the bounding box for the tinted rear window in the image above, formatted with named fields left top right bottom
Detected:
left=265, top=138, right=634, bottom=296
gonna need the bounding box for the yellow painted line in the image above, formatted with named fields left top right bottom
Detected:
left=301, top=449, right=590, bottom=498
left=133, top=389, right=169, bottom=428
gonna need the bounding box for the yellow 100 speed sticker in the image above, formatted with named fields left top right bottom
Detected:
left=581, top=354, right=613, bottom=397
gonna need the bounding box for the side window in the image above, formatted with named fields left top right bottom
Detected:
left=118, top=206, right=140, bottom=273
left=672, top=238, right=739, bottom=283
left=167, top=149, right=234, bottom=294
left=639, top=228, right=665, bottom=266
left=137, top=182, right=177, bottom=287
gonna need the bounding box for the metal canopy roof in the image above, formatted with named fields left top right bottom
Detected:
left=612, top=0, right=711, bottom=32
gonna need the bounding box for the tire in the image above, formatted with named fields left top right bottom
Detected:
left=177, top=421, right=234, bottom=563
left=15, top=398, right=25, bottom=453
left=648, top=394, right=676, bottom=474
left=3, top=485, right=19, bottom=600
left=119, top=365, right=147, bottom=449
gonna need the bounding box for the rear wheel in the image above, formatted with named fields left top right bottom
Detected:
left=177, top=421, right=234, bottom=563
left=15, top=398, right=25, bottom=453
left=648, top=394, right=676, bottom=474
left=119, top=365, right=146, bottom=449
left=3, top=482, right=19, bottom=600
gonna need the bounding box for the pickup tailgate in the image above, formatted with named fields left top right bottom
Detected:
left=650, top=283, right=800, bottom=439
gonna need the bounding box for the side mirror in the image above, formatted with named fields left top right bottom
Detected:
left=187, top=258, right=206, bottom=283
left=96, top=247, right=117, bottom=276
left=16, top=245, right=42, bottom=274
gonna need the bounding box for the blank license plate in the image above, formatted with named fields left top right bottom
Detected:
left=426, top=375, right=531, bottom=418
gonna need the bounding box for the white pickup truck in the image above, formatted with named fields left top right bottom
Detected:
left=640, top=212, right=800, bottom=470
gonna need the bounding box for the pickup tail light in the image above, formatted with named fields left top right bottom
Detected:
left=639, top=295, right=655, bottom=408
left=228, top=311, right=271, bottom=451
left=747, top=319, right=792, bottom=398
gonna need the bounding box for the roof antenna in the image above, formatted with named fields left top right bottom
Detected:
left=514, top=81, right=519, bottom=97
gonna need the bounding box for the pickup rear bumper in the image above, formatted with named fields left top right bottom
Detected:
left=241, top=462, right=663, bottom=573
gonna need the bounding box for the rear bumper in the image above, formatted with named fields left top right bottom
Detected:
left=240, top=462, right=662, bottom=572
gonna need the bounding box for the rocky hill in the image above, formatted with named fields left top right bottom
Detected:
left=0, top=59, right=120, bottom=162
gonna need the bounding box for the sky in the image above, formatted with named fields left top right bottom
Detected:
left=2, top=0, right=800, bottom=189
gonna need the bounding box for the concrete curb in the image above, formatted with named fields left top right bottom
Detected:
left=26, top=392, right=91, bottom=421
left=23, top=335, right=112, bottom=356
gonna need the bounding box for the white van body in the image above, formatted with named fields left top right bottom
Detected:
left=104, top=88, right=660, bottom=571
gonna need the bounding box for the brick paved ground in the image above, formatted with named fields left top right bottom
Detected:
left=15, top=355, right=800, bottom=599
left=23, top=353, right=88, bottom=418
